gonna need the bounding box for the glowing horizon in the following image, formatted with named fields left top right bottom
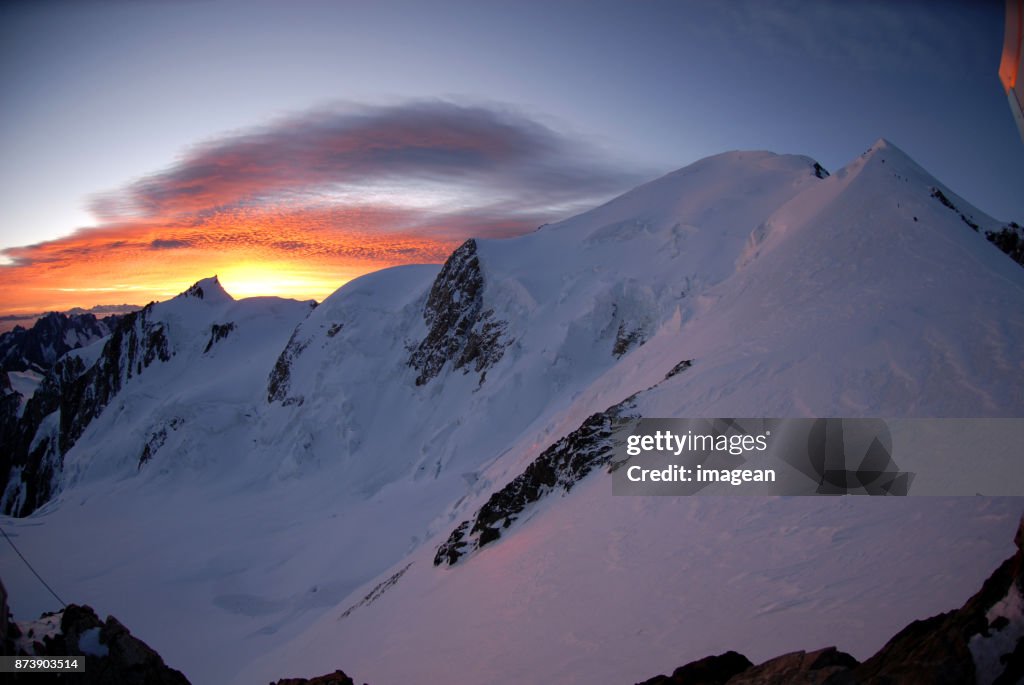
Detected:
left=0, top=102, right=640, bottom=317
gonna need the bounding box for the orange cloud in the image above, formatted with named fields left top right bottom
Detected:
left=1, top=101, right=643, bottom=316
left=0, top=205, right=473, bottom=314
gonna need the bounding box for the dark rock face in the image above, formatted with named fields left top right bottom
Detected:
left=613, top=319, right=645, bottom=358
left=203, top=322, right=236, bottom=353
left=728, top=648, right=858, bottom=685
left=813, top=162, right=830, bottom=179
left=267, top=329, right=308, bottom=405
left=637, top=648, right=855, bottom=685
left=637, top=651, right=754, bottom=684
left=664, top=359, right=693, bottom=380
left=0, top=374, right=21, bottom=473
left=182, top=282, right=208, bottom=299
left=340, top=563, right=413, bottom=620
left=1, top=303, right=174, bottom=516
left=435, top=395, right=639, bottom=566
left=637, top=515, right=1024, bottom=685
left=927, top=187, right=1023, bottom=267
left=408, top=239, right=510, bottom=387
left=271, top=671, right=356, bottom=685
left=849, top=516, right=1024, bottom=684
left=930, top=186, right=981, bottom=232
left=8, top=604, right=190, bottom=684
left=0, top=311, right=120, bottom=375
left=138, top=417, right=185, bottom=469
left=986, top=222, right=1024, bottom=267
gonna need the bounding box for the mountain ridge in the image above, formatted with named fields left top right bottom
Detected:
left=1, top=140, right=1022, bottom=685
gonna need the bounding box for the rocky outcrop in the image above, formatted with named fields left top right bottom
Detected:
left=203, top=322, right=236, bottom=353
left=408, top=239, right=510, bottom=386
left=637, top=514, right=1024, bottom=684
left=340, top=563, right=413, bottom=620
left=0, top=374, right=21, bottom=470
left=730, top=648, right=859, bottom=685
left=1, top=301, right=175, bottom=516
left=59, top=304, right=172, bottom=449
left=434, top=357, right=699, bottom=567
left=271, top=671, right=356, bottom=685
left=435, top=396, right=639, bottom=566
left=138, top=417, right=185, bottom=469
left=986, top=222, right=1024, bottom=267
left=613, top=319, right=646, bottom=358
left=0, top=311, right=121, bottom=375
left=927, top=185, right=1024, bottom=268
left=1, top=352, right=90, bottom=516
left=637, top=651, right=753, bottom=684
left=267, top=329, right=308, bottom=405
left=7, top=604, right=190, bottom=684
left=849, top=516, right=1024, bottom=684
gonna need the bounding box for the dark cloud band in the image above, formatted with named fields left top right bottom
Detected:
left=92, top=100, right=641, bottom=220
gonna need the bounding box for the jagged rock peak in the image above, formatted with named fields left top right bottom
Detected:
left=408, top=239, right=511, bottom=386
left=0, top=310, right=118, bottom=374
left=176, top=276, right=233, bottom=303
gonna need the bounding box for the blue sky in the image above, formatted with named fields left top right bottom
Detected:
left=0, top=0, right=1020, bottom=311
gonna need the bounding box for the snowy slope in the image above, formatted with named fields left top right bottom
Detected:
left=232, top=139, right=1024, bottom=684
left=2, top=140, right=1023, bottom=685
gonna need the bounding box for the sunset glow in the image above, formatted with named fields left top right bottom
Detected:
left=0, top=205, right=463, bottom=314
left=0, top=102, right=634, bottom=316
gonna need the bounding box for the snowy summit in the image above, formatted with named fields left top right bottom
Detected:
left=1, top=140, right=1023, bottom=685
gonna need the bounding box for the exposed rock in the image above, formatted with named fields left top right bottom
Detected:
left=0, top=311, right=121, bottom=375
left=267, top=329, right=308, bottom=404
left=636, top=650, right=753, bottom=684
left=270, top=670, right=356, bottom=685
left=1, top=301, right=174, bottom=516
left=850, top=516, right=1024, bottom=684
left=613, top=319, right=645, bottom=358
left=635, top=514, right=1024, bottom=684
left=434, top=356, right=699, bottom=567
left=930, top=187, right=980, bottom=232
left=9, top=604, right=190, bottom=684
left=408, top=239, right=511, bottom=386
left=435, top=395, right=639, bottom=566
left=340, top=563, right=413, bottom=619
left=986, top=222, right=1024, bottom=267
left=203, top=322, right=236, bottom=353
left=727, top=647, right=858, bottom=684
left=664, top=359, right=693, bottom=380
left=0, top=373, right=21, bottom=475
left=138, top=417, right=185, bottom=469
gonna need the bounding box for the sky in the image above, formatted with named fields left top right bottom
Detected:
left=1, top=0, right=1020, bottom=316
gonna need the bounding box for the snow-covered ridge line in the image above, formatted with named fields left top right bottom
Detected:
left=0, top=276, right=314, bottom=516
left=2, top=140, right=1023, bottom=685
left=0, top=310, right=125, bottom=374
left=1, top=301, right=173, bottom=515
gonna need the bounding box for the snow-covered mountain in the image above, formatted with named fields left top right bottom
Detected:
left=0, top=278, right=315, bottom=516
left=0, top=310, right=126, bottom=375
left=1, top=139, right=1022, bottom=685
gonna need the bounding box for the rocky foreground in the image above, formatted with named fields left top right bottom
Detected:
left=635, top=514, right=1024, bottom=685
left=273, top=513, right=1024, bottom=685
left=2, top=603, right=188, bottom=684
left=5, top=510, right=1023, bottom=684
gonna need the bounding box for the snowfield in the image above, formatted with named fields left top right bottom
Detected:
left=2, top=139, right=1023, bottom=685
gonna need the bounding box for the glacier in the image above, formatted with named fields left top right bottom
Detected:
left=1, top=139, right=1022, bottom=684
